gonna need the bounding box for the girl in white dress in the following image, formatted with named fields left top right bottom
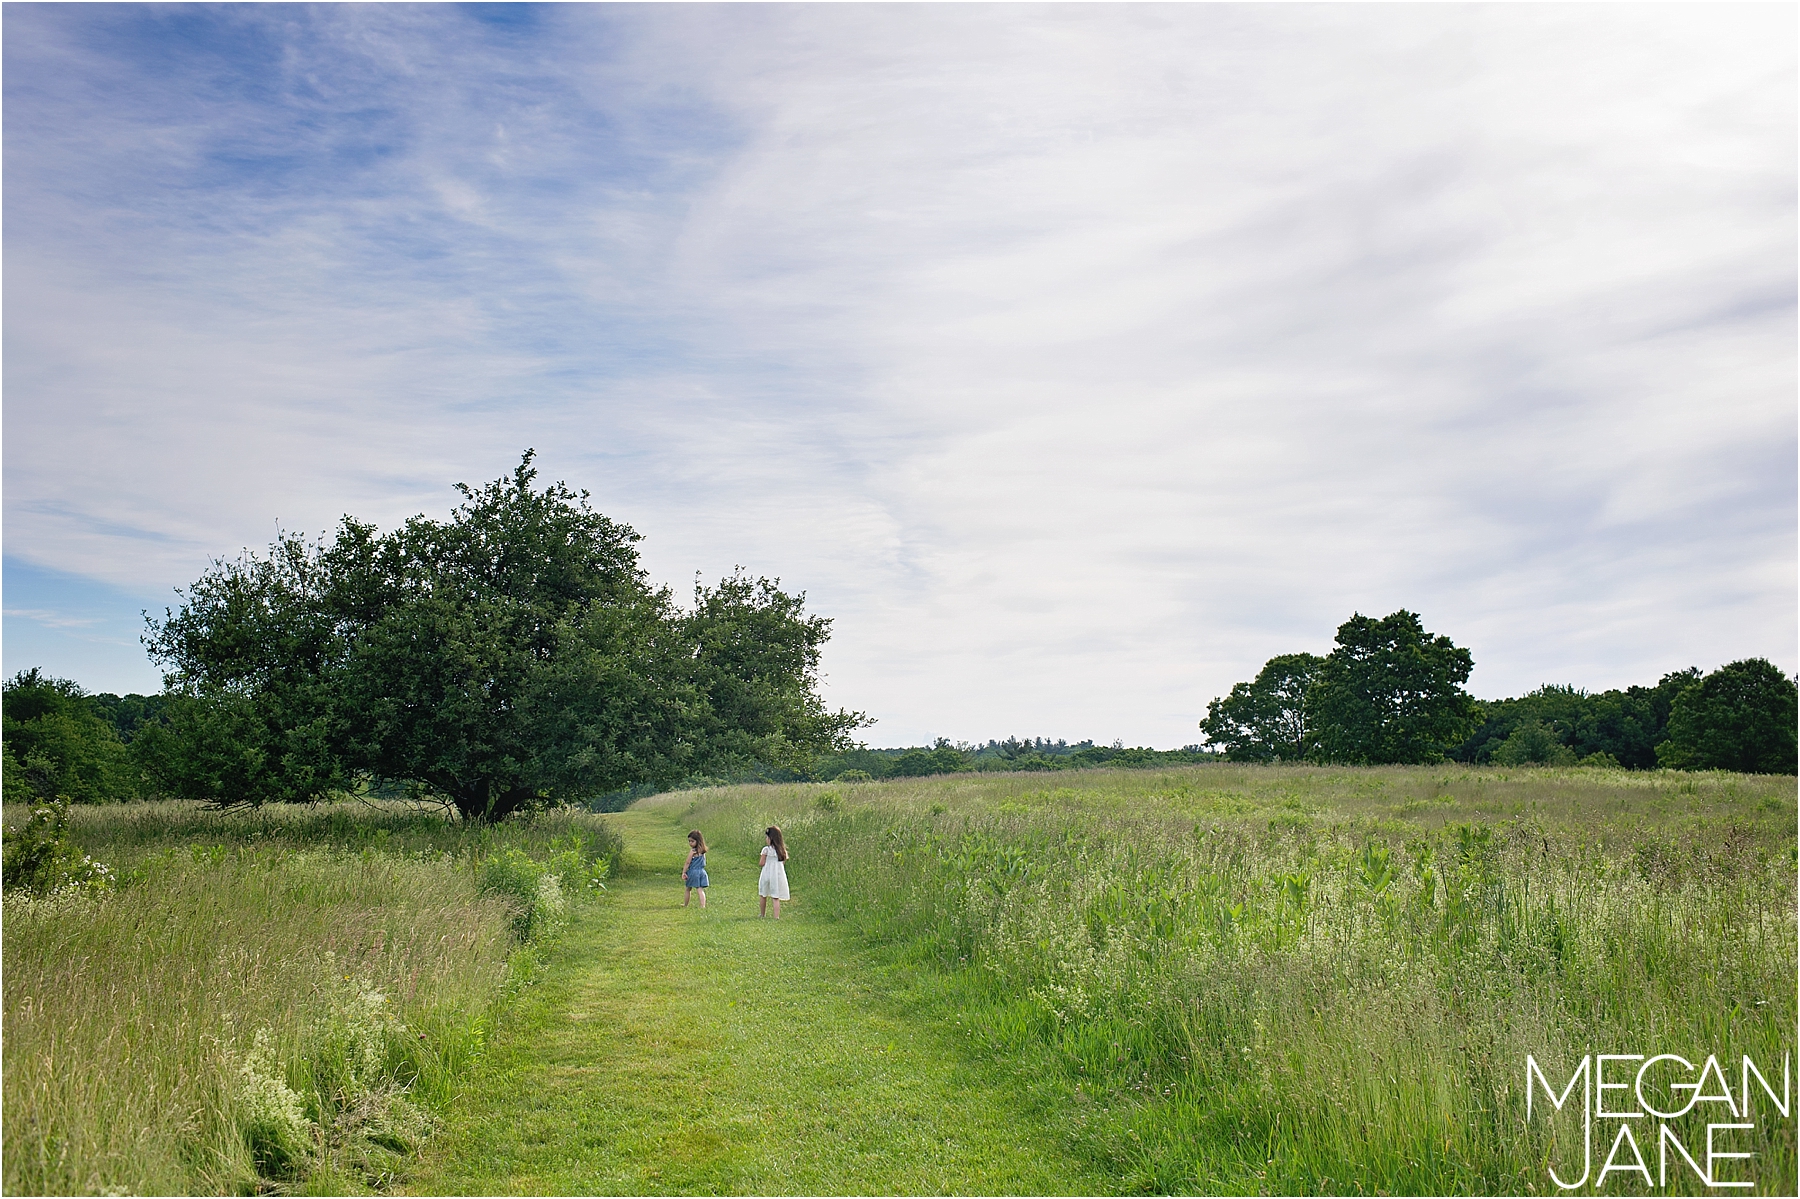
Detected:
left=758, top=826, right=789, bottom=918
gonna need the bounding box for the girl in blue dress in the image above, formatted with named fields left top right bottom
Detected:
left=682, top=830, right=709, bottom=908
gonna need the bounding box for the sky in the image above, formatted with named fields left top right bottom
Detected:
left=4, top=3, right=1795, bottom=748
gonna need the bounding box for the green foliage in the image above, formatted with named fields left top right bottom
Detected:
left=1460, top=663, right=1798, bottom=775
left=478, top=847, right=568, bottom=939
left=1657, top=657, right=1799, bottom=774
left=809, top=739, right=1214, bottom=782
left=889, top=745, right=972, bottom=777
left=145, top=452, right=864, bottom=820
left=1488, top=718, right=1576, bottom=766
left=1, top=670, right=131, bottom=803
left=684, top=571, right=866, bottom=777
left=142, top=531, right=358, bottom=805
left=1, top=798, right=115, bottom=894
left=1198, top=652, right=1323, bottom=761
left=85, top=690, right=171, bottom=742
left=1309, top=610, right=1477, bottom=764
left=1455, top=671, right=1699, bottom=768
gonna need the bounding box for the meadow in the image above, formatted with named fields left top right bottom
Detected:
left=651, top=764, right=1798, bottom=1194
left=1, top=801, right=621, bottom=1195
left=4, top=764, right=1794, bottom=1196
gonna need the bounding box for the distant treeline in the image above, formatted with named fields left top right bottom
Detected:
left=1200, top=609, right=1797, bottom=774
left=1453, top=674, right=1694, bottom=768
left=807, top=738, right=1213, bottom=782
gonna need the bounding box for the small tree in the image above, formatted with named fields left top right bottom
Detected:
left=1199, top=653, right=1324, bottom=761
left=683, top=570, right=866, bottom=779
left=1656, top=658, right=1797, bottom=774
left=1309, top=611, right=1476, bottom=765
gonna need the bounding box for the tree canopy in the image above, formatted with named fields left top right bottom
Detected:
left=1197, top=652, right=1323, bottom=762
left=1, top=669, right=130, bottom=804
left=1453, top=672, right=1698, bottom=768
left=1309, top=611, right=1477, bottom=765
left=1656, top=658, right=1797, bottom=774
left=144, top=453, right=865, bottom=820
left=1201, top=611, right=1477, bottom=766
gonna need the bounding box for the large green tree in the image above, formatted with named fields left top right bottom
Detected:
left=1309, top=611, right=1476, bottom=764
left=146, top=453, right=864, bottom=820
left=1198, top=652, right=1324, bottom=761
left=1656, top=658, right=1797, bottom=774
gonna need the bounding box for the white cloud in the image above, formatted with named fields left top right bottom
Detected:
left=4, top=4, right=1793, bottom=743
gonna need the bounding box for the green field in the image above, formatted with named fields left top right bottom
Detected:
left=5, top=764, right=1795, bottom=1194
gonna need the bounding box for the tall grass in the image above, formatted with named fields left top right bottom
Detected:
left=655, top=764, right=1798, bottom=1194
left=2, top=801, right=622, bottom=1195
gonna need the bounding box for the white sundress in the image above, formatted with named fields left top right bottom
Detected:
left=758, top=845, right=790, bottom=900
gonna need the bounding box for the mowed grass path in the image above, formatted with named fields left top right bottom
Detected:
left=403, top=808, right=1107, bottom=1195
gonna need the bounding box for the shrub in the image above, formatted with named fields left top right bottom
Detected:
left=478, top=847, right=572, bottom=939
left=1490, top=719, right=1575, bottom=766
left=1, top=799, right=113, bottom=895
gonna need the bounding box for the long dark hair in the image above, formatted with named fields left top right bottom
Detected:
left=687, top=830, right=707, bottom=854
left=765, top=826, right=787, bottom=862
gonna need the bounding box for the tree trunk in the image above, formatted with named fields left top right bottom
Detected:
left=450, top=779, right=539, bottom=823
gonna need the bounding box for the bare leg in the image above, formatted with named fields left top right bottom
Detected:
left=771, top=898, right=781, bottom=919
left=697, top=888, right=706, bottom=908
left=684, top=887, right=692, bottom=907
left=760, top=896, right=768, bottom=917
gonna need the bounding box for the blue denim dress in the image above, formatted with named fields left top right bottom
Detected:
left=684, top=851, right=708, bottom=889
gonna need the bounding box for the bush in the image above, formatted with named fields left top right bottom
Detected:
left=1, top=799, right=114, bottom=895
left=477, top=845, right=592, bottom=939
left=1490, top=720, right=1575, bottom=766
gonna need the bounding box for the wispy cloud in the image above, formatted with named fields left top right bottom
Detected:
left=4, top=5, right=1793, bottom=741
left=4, top=609, right=103, bottom=631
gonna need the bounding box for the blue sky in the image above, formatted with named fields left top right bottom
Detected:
left=5, top=4, right=1795, bottom=746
